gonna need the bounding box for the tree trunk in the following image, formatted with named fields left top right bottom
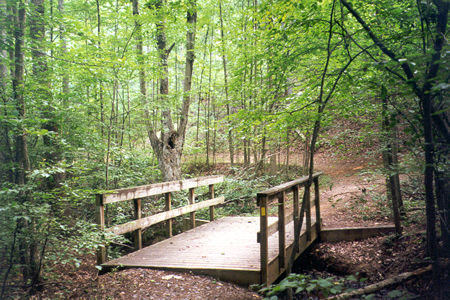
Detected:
left=145, top=0, right=197, bottom=181
left=13, top=0, right=36, bottom=287
left=219, top=1, right=234, bottom=166
left=0, top=0, right=14, bottom=183
left=381, top=87, right=402, bottom=235
left=58, top=0, right=69, bottom=96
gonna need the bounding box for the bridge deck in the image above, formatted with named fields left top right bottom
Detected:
left=103, top=216, right=318, bottom=285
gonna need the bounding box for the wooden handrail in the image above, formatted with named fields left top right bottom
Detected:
left=257, top=172, right=322, bottom=198
left=106, top=196, right=225, bottom=235
left=257, top=172, right=323, bottom=285
left=99, top=175, right=224, bottom=204
left=96, top=175, right=224, bottom=265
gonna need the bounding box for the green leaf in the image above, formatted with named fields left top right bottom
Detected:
left=317, top=278, right=333, bottom=288
left=346, top=274, right=357, bottom=282
left=388, top=290, right=404, bottom=298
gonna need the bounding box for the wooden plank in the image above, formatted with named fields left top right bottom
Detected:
left=103, top=216, right=318, bottom=286
left=278, top=192, right=286, bottom=271
left=189, top=188, right=195, bottom=229
left=165, top=192, right=172, bottom=238
left=107, top=196, right=225, bottom=235
left=257, top=172, right=322, bottom=198
left=321, top=225, right=396, bottom=242
left=103, top=175, right=224, bottom=204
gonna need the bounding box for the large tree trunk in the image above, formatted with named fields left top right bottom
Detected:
left=143, top=0, right=197, bottom=181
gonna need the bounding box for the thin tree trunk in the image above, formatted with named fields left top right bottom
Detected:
left=96, top=0, right=104, bottom=138
left=381, top=87, right=402, bottom=235
left=58, top=0, right=69, bottom=96
left=13, top=0, right=34, bottom=286
left=219, top=1, right=234, bottom=166
left=0, top=0, right=14, bottom=183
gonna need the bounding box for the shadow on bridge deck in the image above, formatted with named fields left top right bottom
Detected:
left=102, top=216, right=318, bottom=286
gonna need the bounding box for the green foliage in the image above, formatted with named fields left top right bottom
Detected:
left=257, top=273, right=366, bottom=299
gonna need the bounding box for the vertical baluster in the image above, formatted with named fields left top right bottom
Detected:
left=293, top=185, right=300, bottom=253
left=189, top=188, right=196, bottom=229
left=96, top=194, right=106, bottom=265
left=278, top=191, right=286, bottom=271
left=314, top=177, right=321, bottom=235
left=133, top=198, right=142, bottom=250
left=306, top=183, right=311, bottom=241
left=209, top=184, right=215, bottom=221
left=165, top=192, right=172, bottom=237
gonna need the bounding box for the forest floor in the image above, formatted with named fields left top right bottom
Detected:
left=13, top=151, right=437, bottom=299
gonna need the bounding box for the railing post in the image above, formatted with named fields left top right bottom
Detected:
left=189, top=188, right=196, bottom=229
left=165, top=192, right=173, bottom=237
left=96, top=194, right=106, bottom=265
left=278, top=192, right=286, bottom=271
left=258, top=194, right=269, bottom=285
left=209, top=184, right=215, bottom=221
left=306, top=183, right=312, bottom=241
left=314, top=177, right=321, bottom=235
left=133, top=199, right=142, bottom=250
left=293, top=184, right=300, bottom=253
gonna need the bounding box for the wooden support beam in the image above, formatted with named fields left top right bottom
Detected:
left=102, top=175, right=224, bottom=204
left=321, top=225, right=396, bottom=242
left=106, top=196, right=225, bottom=235
left=133, top=199, right=142, bottom=250
left=258, top=194, right=269, bottom=285
left=165, top=192, right=172, bottom=238
left=278, top=191, right=286, bottom=271
left=96, top=194, right=107, bottom=265
left=306, top=186, right=311, bottom=241
left=314, top=177, right=321, bottom=234
left=293, top=184, right=299, bottom=254
left=189, top=188, right=196, bottom=229
left=209, top=184, right=215, bottom=221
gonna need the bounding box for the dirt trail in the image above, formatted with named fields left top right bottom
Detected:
left=314, top=152, right=390, bottom=228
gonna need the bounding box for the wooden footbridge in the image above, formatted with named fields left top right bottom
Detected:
left=96, top=173, right=393, bottom=286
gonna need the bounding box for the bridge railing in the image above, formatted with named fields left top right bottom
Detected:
left=95, top=175, right=224, bottom=265
left=257, top=172, right=323, bottom=284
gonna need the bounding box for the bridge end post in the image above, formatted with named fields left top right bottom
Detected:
left=189, top=188, right=196, bottom=229
left=314, top=177, right=321, bottom=238
left=134, top=199, right=142, bottom=250
left=209, top=184, right=215, bottom=221
left=278, top=192, right=286, bottom=271
left=96, top=194, right=107, bottom=265
left=257, top=194, right=269, bottom=285
left=165, top=192, right=173, bottom=237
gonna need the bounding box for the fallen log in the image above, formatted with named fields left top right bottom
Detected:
left=328, top=265, right=432, bottom=300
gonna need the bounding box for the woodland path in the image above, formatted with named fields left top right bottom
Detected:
left=314, top=152, right=390, bottom=228
left=34, top=152, right=392, bottom=299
